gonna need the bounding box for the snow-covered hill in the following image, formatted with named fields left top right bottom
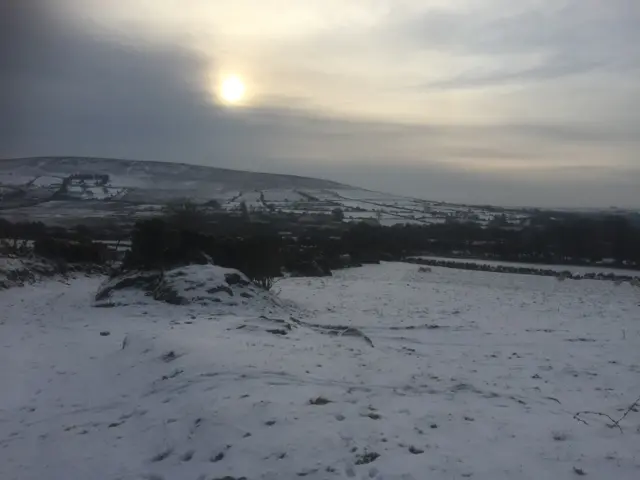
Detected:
left=1, top=262, right=639, bottom=479
left=0, top=157, right=346, bottom=191
left=0, top=156, right=531, bottom=227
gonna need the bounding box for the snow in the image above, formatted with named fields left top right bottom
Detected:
left=261, top=189, right=307, bottom=203
left=226, top=191, right=263, bottom=209
left=66, top=185, right=127, bottom=200
left=0, top=255, right=63, bottom=289
left=0, top=174, right=36, bottom=186
left=31, top=176, right=63, bottom=187
left=327, top=190, right=410, bottom=202
left=1, top=262, right=639, bottom=480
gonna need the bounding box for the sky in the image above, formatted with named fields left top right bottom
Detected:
left=2, top=0, right=639, bottom=208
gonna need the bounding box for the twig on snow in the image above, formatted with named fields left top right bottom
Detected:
left=573, top=411, right=622, bottom=433
left=572, top=414, right=589, bottom=427
left=286, top=316, right=375, bottom=347
left=574, top=394, right=640, bottom=433
left=611, top=394, right=640, bottom=430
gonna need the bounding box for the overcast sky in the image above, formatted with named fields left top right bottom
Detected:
left=2, top=0, right=639, bottom=207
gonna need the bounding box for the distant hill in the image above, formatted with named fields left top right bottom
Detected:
left=0, top=156, right=532, bottom=228
left=0, top=157, right=348, bottom=192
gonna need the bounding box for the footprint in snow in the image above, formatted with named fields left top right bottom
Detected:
left=150, top=447, right=173, bottom=462
left=210, top=451, right=225, bottom=462
left=180, top=449, right=195, bottom=461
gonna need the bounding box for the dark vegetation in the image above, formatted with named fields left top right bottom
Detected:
left=407, top=258, right=639, bottom=282
left=1, top=206, right=639, bottom=283
left=0, top=219, right=113, bottom=266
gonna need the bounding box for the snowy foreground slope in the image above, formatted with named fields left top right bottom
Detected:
left=1, top=263, right=639, bottom=480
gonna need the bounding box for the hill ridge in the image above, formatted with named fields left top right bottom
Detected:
left=0, top=156, right=350, bottom=189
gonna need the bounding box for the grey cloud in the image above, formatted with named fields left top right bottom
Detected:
left=401, top=0, right=639, bottom=57
left=395, top=0, right=640, bottom=87
left=424, top=54, right=606, bottom=89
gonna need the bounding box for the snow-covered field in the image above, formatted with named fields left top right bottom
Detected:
left=1, top=263, right=639, bottom=480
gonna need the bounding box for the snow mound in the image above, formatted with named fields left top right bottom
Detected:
left=1, top=256, right=50, bottom=289
left=94, top=264, right=284, bottom=313
left=0, top=254, right=71, bottom=289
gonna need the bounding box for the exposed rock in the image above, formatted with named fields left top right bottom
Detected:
left=224, top=273, right=249, bottom=286
left=94, top=264, right=282, bottom=313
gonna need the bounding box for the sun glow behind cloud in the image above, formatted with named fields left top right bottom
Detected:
left=59, top=0, right=488, bottom=122
left=218, top=75, right=246, bottom=105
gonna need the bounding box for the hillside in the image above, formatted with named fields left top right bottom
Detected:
left=0, top=156, right=529, bottom=228
left=0, top=157, right=347, bottom=191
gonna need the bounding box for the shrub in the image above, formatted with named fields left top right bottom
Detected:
left=123, top=218, right=208, bottom=272
left=252, top=276, right=275, bottom=291
left=34, top=237, right=107, bottom=264
left=123, top=219, right=285, bottom=282
left=162, top=198, right=211, bottom=232
left=331, top=207, right=345, bottom=222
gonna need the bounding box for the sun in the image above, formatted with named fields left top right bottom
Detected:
left=220, top=75, right=246, bottom=104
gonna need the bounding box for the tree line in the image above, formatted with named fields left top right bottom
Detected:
left=0, top=209, right=638, bottom=278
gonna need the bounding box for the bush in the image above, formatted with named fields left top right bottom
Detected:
left=123, top=218, right=207, bottom=271
left=34, top=237, right=107, bottom=264
left=252, top=276, right=275, bottom=291
left=332, top=207, right=345, bottom=222
left=162, top=198, right=211, bottom=232
left=123, top=219, right=285, bottom=281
